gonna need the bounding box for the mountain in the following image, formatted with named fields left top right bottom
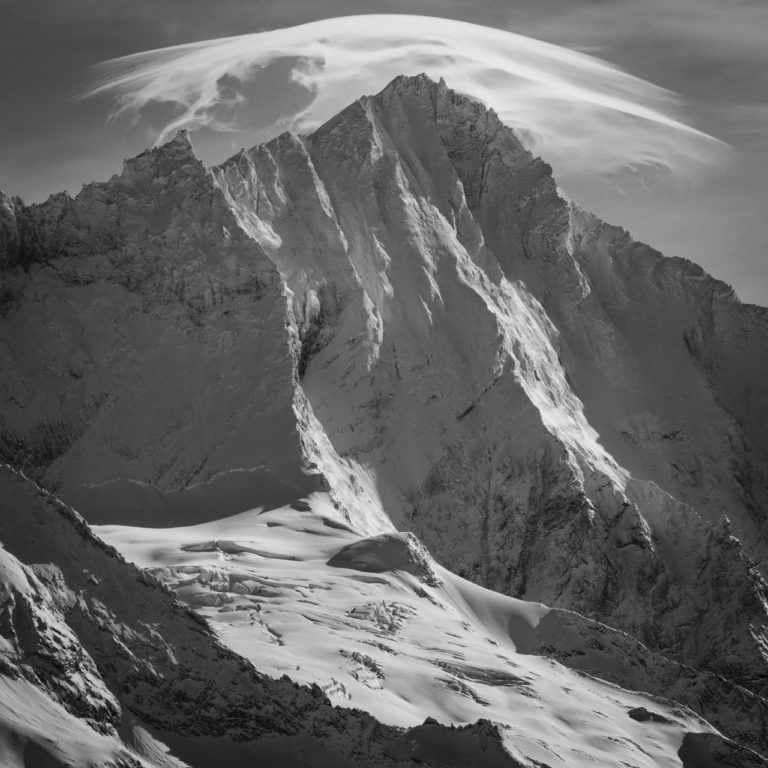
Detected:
left=1, top=73, right=767, bottom=765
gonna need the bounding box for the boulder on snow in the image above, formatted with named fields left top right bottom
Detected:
left=327, top=531, right=441, bottom=586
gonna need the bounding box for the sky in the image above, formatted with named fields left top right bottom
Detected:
left=1, top=0, right=766, bottom=305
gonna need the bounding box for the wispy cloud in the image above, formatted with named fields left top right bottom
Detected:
left=81, top=14, right=727, bottom=181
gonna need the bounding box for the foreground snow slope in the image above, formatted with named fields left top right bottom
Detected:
left=2, top=74, right=768, bottom=758
left=97, top=492, right=768, bottom=762
left=2, top=464, right=566, bottom=768
left=7, top=462, right=764, bottom=767
left=2, top=461, right=763, bottom=768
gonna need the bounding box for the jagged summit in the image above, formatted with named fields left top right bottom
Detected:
left=381, top=71, right=445, bottom=92
left=2, top=74, right=768, bottom=764
left=119, top=125, right=204, bottom=184
left=167, top=125, right=194, bottom=146
left=133, top=125, right=197, bottom=156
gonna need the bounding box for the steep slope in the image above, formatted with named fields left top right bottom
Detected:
left=0, top=133, right=320, bottom=526
left=211, top=75, right=768, bottom=698
left=1, top=73, right=768, bottom=752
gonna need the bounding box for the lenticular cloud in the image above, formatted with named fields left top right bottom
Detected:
left=83, top=14, right=724, bottom=180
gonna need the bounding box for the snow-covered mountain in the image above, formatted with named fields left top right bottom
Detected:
left=1, top=74, right=768, bottom=765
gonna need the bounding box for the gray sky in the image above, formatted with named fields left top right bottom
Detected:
left=1, top=0, right=766, bottom=304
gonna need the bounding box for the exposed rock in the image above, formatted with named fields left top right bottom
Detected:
left=627, top=706, right=672, bottom=723
left=328, top=532, right=441, bottom=586
left=0, top=134, right=315, bottom=526
left=678, top=732, right=768, bottom=768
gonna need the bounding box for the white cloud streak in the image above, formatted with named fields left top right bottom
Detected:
left=82, top=14, right=727, bottom=181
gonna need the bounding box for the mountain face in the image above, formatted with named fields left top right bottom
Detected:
left=1, top=74, right=768, bottom=764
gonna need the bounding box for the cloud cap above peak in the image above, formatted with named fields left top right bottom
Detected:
left=82, top=14, right=726, bottom=183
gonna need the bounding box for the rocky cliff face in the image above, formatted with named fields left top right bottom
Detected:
left=211, top=75, right=768, bottom=698
left=1, top=74, right=767, bottom=760
left=0, top=131, right=325, bottom=526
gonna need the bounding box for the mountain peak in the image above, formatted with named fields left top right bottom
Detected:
left=120, top=126, right=201, bottom=184
left=170, top=126, right=192, bottom=144
left=380, top=72, right=446, bottom=97
left=159, top=127, right=197, bottom=156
